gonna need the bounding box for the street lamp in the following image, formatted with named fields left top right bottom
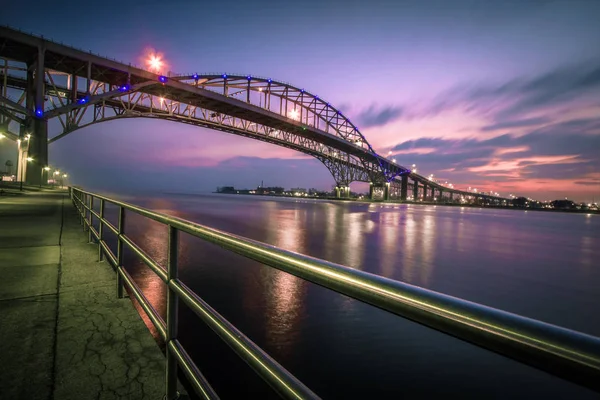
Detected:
left=52, top=170, right=60, bottom=188
left=40, top=166, right=50, bottom=188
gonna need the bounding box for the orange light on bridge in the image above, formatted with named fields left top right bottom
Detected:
left=289, top=108, right=300, bottom=120
left=141, top=47, right=168, bottom=74
left=147, top=54, right=163, bottom=72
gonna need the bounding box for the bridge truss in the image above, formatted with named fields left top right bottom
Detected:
left=0, top=26, right=505, bottom=203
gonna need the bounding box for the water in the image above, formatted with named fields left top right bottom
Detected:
left=102, top=193, right=599, bottom=399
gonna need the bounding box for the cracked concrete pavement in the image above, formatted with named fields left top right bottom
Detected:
left=0, top=191, right=167, bottom=399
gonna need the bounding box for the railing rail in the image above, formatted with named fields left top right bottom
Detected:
left=69, top=187, right=600, bottom=399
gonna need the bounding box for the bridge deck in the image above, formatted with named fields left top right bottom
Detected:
left=0, top=190, right=168, bottom=399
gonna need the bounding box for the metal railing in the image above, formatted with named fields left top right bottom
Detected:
left=70, top=187, right=600, bottom=399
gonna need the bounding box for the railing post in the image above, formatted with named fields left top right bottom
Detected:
left=78, top=191, right=83, bottom=224
left=77, top=192, right=82, bottom=224
left=116, top=206, right=125, bottom=299
left=82, top=193, right=87, bottom=229
left=98, top=198, right=105, bottom=261
left=88, top=195, right=94, bottom=243
left=166, top=225, right=179, bottom=400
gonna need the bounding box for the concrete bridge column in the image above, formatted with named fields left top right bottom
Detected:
left=335, top=186, right=350, bottom=199
left=423, top=183, right=428, bottom=201
left=412, top=180, right=419, bottom=201
left=437, top=189, right=443, bottom=202
left=24, top=44, right=47, bottom=186
left=400, top=175, right=408, bottom=201
left=369, top=182, right=389, bottom=201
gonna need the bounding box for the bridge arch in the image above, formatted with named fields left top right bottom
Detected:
left=50, top=109, right=372, bottom=189
left=37, top=72, right=385, bottom=190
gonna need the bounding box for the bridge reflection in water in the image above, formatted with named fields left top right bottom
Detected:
left=90, top=191, right=600, bottom=399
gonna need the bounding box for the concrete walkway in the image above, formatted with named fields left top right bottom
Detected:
left=0, top=190, right=166, bottom=399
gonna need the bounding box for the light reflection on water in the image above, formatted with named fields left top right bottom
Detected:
left=119, top=193, right=600, bottom=399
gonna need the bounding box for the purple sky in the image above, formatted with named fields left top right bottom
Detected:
left=1, top=0, right=599, bottom=201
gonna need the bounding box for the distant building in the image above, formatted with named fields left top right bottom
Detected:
left=216, top=186, right=236, bottom=194
left=256, top=186, right=284, bottom=195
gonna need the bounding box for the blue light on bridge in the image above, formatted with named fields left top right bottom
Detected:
left=119, top=84, right=130, bottom=92
left=315, top=95, right=319, bottom=99
left=192, top=73, right=199, bottom=80
left=159, top=76, right=168, bottom=83
left=78, top=97, right=89, bottom=104
left=268, top=78, right=272, bottom=83
left=222, top=74, right=227, bottom=79
left=35, top=108, right=43, bottom=117
left=247, top=75, right=252, bottom=80
left=300, top=89, right=305, bottom=93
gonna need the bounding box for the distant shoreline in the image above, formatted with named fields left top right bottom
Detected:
left=208, top=191, right=599, bottom=215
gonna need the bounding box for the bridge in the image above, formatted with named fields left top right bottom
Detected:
left=0, top=26, right=505, bottom=203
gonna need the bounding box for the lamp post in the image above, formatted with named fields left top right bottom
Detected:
left=53, top=170, right=60, bottom=188
left=40, top=166, right=50, bottom=188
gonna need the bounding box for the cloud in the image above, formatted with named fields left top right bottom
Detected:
left=356, top=105, right=403, bottom=127
left=400, top=61, right=600, bottom=122
left=480, top=117, right=549, bottom=131
left=389, top=117, right=600, bottom=184
left=573, top=180, right=600, bottom=186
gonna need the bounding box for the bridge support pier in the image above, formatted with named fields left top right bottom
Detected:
left=335, top=186, right=350, bottom=199
left=24, top=45, right=47, bottom=186
left=384, top=182, right=390, bottom=201
left=400, top=175, right=408, bottom=201
left=423, top=183, right=428, bottom=201
left=369, top=182, right=390, bottom=201
left=413, top=180, right=419, bottom=201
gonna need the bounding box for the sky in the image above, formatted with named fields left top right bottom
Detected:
left=1, top=0, right=599, bottom=202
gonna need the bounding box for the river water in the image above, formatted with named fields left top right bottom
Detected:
left=103, top=193, right=599, bottom=399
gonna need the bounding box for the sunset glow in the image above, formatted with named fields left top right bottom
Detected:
left=4, top=1, right=597, bottom=202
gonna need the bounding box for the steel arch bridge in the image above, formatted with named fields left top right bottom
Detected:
left=0, top=26, right=505, bottom=203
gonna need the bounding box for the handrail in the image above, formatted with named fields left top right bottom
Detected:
left=69, top=187, right=600, bottom=398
